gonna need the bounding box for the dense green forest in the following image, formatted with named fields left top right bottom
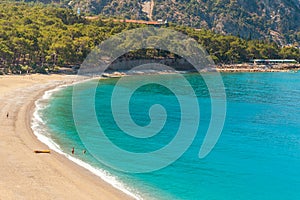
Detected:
left=0, top=2, right=299, bottom=74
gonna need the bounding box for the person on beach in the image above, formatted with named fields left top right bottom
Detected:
left=71, top=147, right=74, bottom=154
left=6, top=112, right=9, bottom=118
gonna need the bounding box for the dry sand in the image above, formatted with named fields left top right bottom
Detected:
left=0, top=74, right=133, bottom=200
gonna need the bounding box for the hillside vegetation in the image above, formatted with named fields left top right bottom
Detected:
left=10, top=0, right=300, bottom=44
left=153, top=0, right=300, bottom=45
left=0, top=3, right=299, bottom=74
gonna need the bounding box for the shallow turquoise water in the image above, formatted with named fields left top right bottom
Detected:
left=39, top=73, right=300, bottom=199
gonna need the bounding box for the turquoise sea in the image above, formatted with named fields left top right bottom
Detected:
left=33, top=72, right=300, bottom=199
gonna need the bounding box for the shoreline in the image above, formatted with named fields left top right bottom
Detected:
left=99, top=66, right=299, bottom=78
left=93, top=63, right=300, bottom=78
left=0, top=70, right=299, bottom=198
left=215, top=63, right=300, bottom=72
left=32, top=79, right=141, bottom=199
left=2, top=62, right=299, bottom=76
left=0, top=74, right=134, bottom=200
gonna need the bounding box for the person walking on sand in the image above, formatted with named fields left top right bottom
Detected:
left=71, top=147, right=75, bottom=154
left=6, top=112, right=9, bottom=118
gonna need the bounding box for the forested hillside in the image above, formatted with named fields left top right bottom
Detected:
left=0, top=3, right=299, bottom=74
left=9, top=0, right=300, bottom=45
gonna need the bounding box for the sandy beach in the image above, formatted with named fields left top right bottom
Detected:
left=0, top=74, right=133, bottom=200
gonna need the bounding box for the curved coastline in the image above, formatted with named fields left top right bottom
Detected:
left=0, top=74, right=134, bottom=200
left=32, top=78, right=141, bottom=200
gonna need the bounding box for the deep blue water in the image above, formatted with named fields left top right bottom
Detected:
left=38, top=72, right=300, bottom=199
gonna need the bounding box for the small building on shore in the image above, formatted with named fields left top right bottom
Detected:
left=252, top=59, right=298, bottom=65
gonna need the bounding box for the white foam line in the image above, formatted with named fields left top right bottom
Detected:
left=31, top=79, right=142, bottom=200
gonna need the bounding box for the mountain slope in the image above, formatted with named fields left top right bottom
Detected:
left=11, top=0, right=300, bottom=44
left=153, top=0, right=300, bottom=44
